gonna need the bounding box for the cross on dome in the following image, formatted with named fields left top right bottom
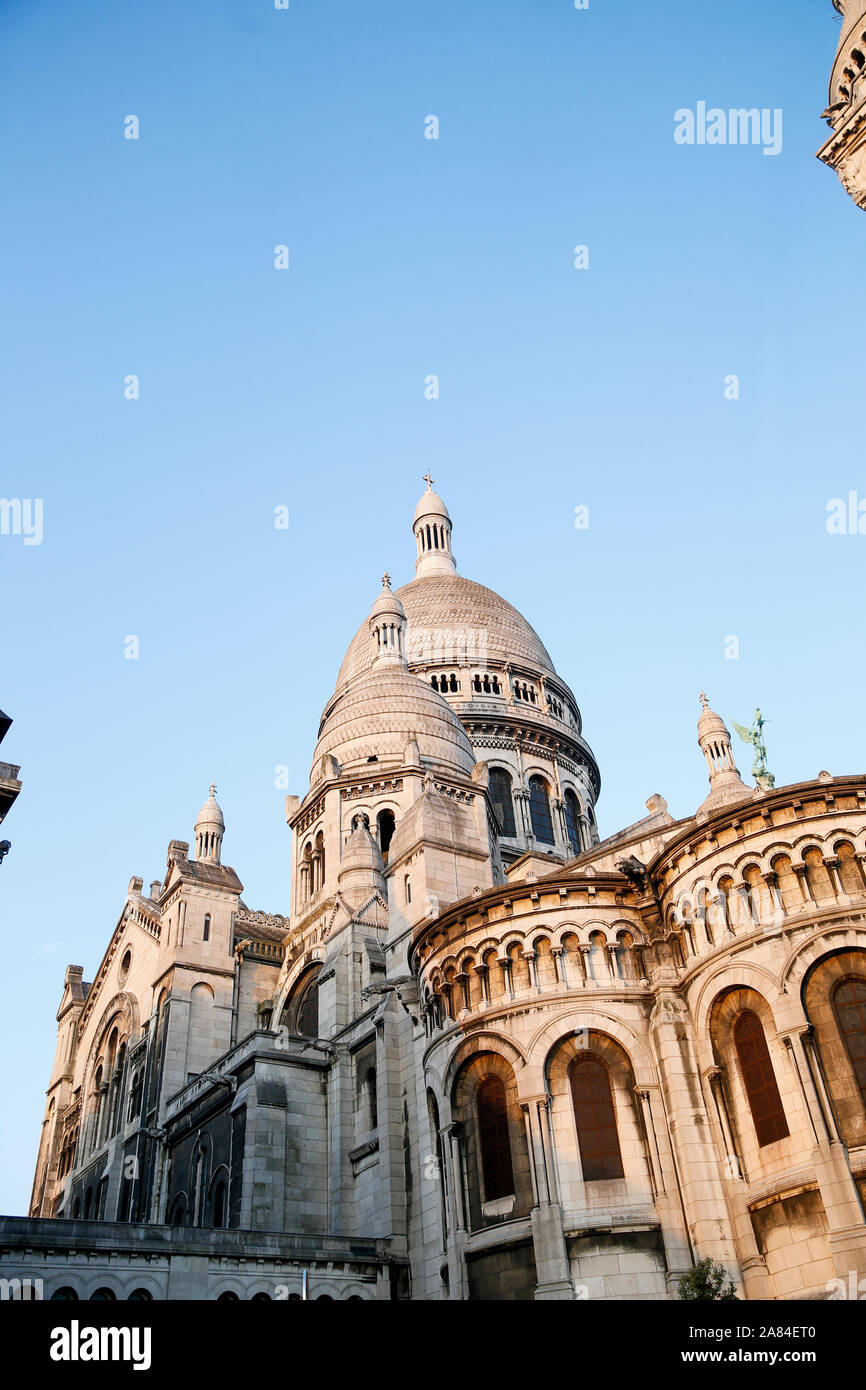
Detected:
left=381, top=571, right=392, bottom=590
left=422, top=471, right=434, bottom=490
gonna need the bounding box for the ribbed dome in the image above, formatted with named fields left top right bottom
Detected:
left=414, top=487, right=451, bottom=523
left=336, top=574, right=556, bottom=689
left=313, top=665, right=476, bottom=779
left=195, top=783, right=224, bottom=831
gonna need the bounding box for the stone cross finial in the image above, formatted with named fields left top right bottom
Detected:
left=209, top=781, right=217, bottom=797
left=381, top=571, right=391, bottom=590
left=699, top=691, right=709, bottom=710
left=422, top=471, right=434, bottom=490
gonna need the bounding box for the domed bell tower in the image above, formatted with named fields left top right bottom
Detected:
left=413, top=473, right=456, bottom=577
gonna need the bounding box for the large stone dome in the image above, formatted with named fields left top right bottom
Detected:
left=336, top=573, right=557, bottom=689
left=313, top=664, right=476, bottom=780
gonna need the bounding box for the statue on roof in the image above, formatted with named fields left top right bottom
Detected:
left=731, top=709, right=776, bottom=790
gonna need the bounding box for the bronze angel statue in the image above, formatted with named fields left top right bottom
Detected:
left=731, top=708, right=776, bottom=790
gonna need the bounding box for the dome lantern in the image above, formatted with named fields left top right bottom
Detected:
left=695, top=694, right=750, bottom=822
left=194, top=782, right=225, bottom=864
left=413, top=474, right=456, bottom=577
left=369, top=572, right=408, bottom=668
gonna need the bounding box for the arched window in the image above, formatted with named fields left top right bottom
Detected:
left=733, top=1010, right=789, bottom=1146
left=364, top=1067, right=377, bottom=1129
left=563, top=789, right=582, bottom=854
left=377, top=808, right=396, bottom=861
left=586, top=931, right=608, bottom=980
left=476, top=1075, right=514, bottom=1202
left=127, top=1289, right=152, bottom=1301
left=169, top=1196, right=187, bottom=1227
left=90, top=1288, right=116, bottom=1301
left=833, top=978, right=866, bottom=1111
left=128, top=1069, right=143, bottom=1121
left=203, top=914, right=211, bottom=942
left=614, top=930, right=636, bottom=980
left=210, top=1179, right=227, bottom=1229
left=489, top=768, right=516, bottom=838
left=405, top=875, right=411, bottom=904
left=568, top=1055, right=624, bottom=1180
left=282, top=964, right=322, bottom=1038
left=50, top=1287, right=79, bottom=1301
left=528, top=776, right=554, bottom=845
left=315, top=830, right=326, bottom=891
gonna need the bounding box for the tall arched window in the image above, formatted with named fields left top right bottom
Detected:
left=563, top=789, right=582, bottom=854
left=476, top=1075, right=514, bottom=1201
left=528, top=776, right=554, bottom=845
left=489, top=768, right=516, bottom=837
left=834, top=977, right=866, bottom=1110
left=377, top=809, right=396, bottom=861
left=210, top=1178, right=227, bottom=1229
left=733, top=1009, right=789, bottom=1146
left=364, top=1067, right=377, bottom=1129
left=203, top=914, right=211, bottom=941
left=282, top=964, right=322, bottom=1038
left=569, top=1055, right=624, bottom=1180
left=315, top=830, right=326, bottom=891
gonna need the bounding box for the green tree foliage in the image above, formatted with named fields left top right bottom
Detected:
left=678, top=1258, right=738, bottom=1301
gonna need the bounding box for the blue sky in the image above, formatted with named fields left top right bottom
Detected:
left=0, top=0, right=861, bottom=1213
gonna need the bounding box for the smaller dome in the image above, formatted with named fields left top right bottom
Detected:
left=195, top=782, right=225, bottom=831
left=698, top=693, right=729, bottom=740
left=369, top=572, right=406, bottom=622
left=313, top=667, right=475, bottom=780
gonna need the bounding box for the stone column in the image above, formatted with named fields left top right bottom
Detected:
left=781, top=1027, right=866, bottom=1284
left=792, top=863, right=813, bottom=905
left=523, top=949, right=539, bottom=993
left=522, top=1096, right=572, bottom=1299
left=440, top=1121, right=469, bottom=1299
left=474, top=962, right=490, bottom=1007
left=702, top=1067, right=772, bottom=1299
left=635, top=1087, right=665, bottom=1197
left=823, top=856, right=842, bottom=899
left=649, top=991, right=740, bottom=1273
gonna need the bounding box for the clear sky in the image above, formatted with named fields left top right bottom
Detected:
left=0, top=0, right=861, bottom=1214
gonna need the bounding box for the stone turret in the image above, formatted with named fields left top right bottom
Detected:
left=413, top=474, right=456, bottom=577
left=194, top=783, right=225, bottom=864
left=338, top=814, right=386, bottom=908
left=695, top=692, right=751, bottom=822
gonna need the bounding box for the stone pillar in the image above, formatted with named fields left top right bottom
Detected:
left=823, top=856, right=842, bottom=899
left=650, top=991, right=740, bottom=1273
left=521, top=1097, right=572, bottom=1300
left=523, top=949, right=539, bottom=992
left=703, top=1067, right=772, bottom=1299
left=793, top=863, right=813, bottom=906
left=781, top=1027, right=866, bottom=1285
left=440, top=1122, right=469, bottom=1299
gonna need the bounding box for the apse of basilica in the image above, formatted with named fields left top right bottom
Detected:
left=4, top=479, right=866, bottom=1302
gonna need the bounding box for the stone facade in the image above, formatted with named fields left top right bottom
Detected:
left=818, top=0, right=866, bottom=209
left=4, top=482, right=866, bottom=1302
